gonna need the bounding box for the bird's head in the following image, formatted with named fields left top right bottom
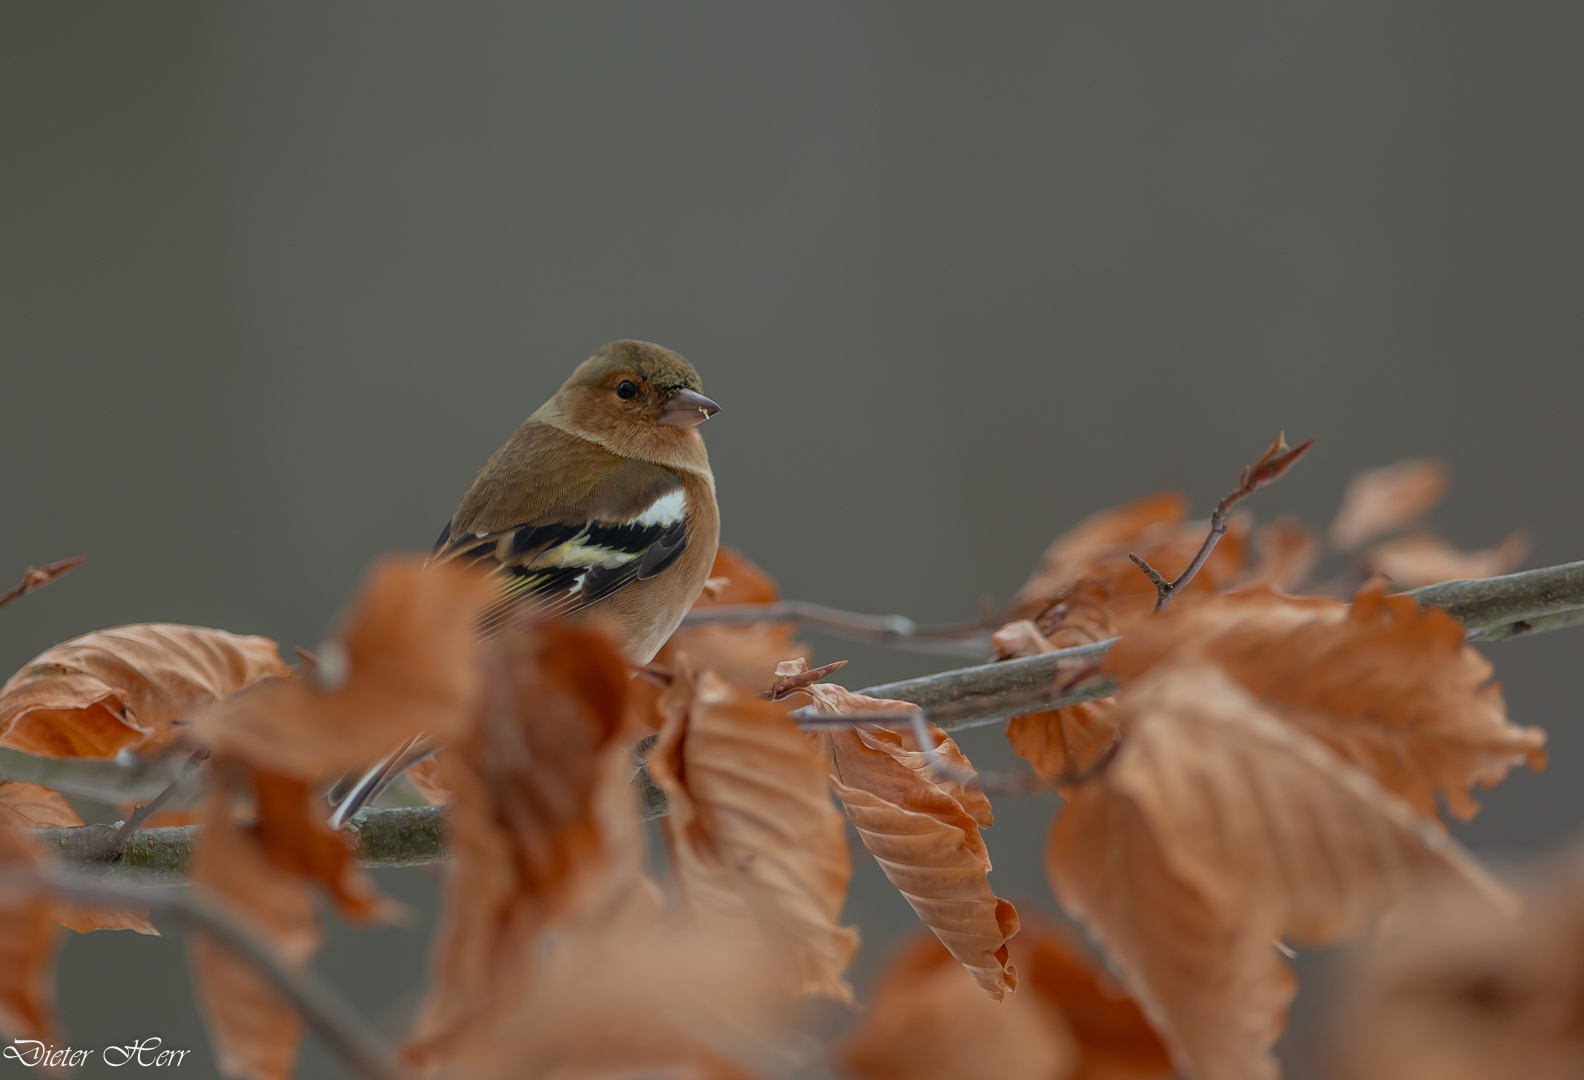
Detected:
left=550, top=340, right=720, bottom=474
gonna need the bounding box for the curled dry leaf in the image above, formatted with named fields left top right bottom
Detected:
left=0, top=624, right=288, bottom=759
left=188, top=778, right=321, bottom=1080
left=1049, top=664, right=1514, bottom=1080
left=195, top=556, right=495, bottom=779
left=405, top=619, right=631, bottom=1069
left=1241, top=519, right=1319, bottom=592
left=801, top=675, right=1018, bottom=1000
left=1329, top=458, right=1449, bottom=552
left=1104, top=585, right=1547, bottom=821
left=765, top=657, right=848, bottom=701
left=654, top=547, right=809, bottom=693
left=647, top=662, right=858, bottom=1002
left=0, top=782, right=157, bottom=935
left=996, top=605, right=1121, bottom=782
left=840, top=932, right=1075, bottom=1080
left=0, top=823, right=59, bottom=1043
left=1330, top=846, right=1584, bottom=1080
left=1366, top=531, right=1530, bottom=589
left=1007, top=492, right=1247, bottom=634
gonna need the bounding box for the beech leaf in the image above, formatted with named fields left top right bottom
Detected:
left=0, top=823, right=59, bottom=1044
left=654, top=547, right=809, bottom=693
left=1329, top=458, right=1449, bottom=552
left=648, top=662, right=858, bottom=1002
left=0, top=625, right=288, bottom=759
left=1048, top=664, right=1514, bottom=1080
left=1104, top=584, right=1547, bottom=821
left=993, top=615, right=1121, bottom=782
left=1366, top=531, right=1530, bottom=589
left=195, top=556, right=495, bottom=779
left=1241, top=519, right=1319, bottom=592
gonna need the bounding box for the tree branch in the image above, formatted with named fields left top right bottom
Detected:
left=5, top=867, right=408, bottom=1080
left=680, top=601, right=993, bottom=657
left=0, top=555, right=85, bottom=612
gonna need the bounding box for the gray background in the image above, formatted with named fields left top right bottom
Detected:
left=3, top=3, right=1580, bottom=1076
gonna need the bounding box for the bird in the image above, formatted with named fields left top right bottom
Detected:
left=328, top=340, right=720, bottom=826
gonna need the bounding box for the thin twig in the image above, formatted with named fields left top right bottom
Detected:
left=4, top=867, right=409, bottom=1080
left=680, top=601, right=994, bottom=657
left=1130, top=433, right=1315, bottom=612
left=102, top=747, right=210, bottom=859
left=0, top=555, right=85, bottom=612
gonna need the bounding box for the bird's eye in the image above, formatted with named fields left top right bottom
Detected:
left=617, top=380, right=638, bottom=400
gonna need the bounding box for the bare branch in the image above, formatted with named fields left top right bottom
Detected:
left=0, top=555, right=85, bottom=612
left=4, top=866, right=409, bottom=1080
left=100, top=747, right=210, bottom=859
left=680, top=601, right=993, bottom=657
left=1130, top=433, right=1316, bottom=611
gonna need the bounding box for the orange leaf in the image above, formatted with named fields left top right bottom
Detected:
left=1329, top=458, right=1449, bottom=552
left=1240, top=519, right=1319, bottom=592
left=188, top=778, right=321, bottom=1080
left=1007, top=492, right=1247, bottom=634
left=0, top=783, right=158, bottom=935
left=196, top=556, right=495, bottom=779
left=405, top=619, right=632, bottom=1069
left=0, top=823, right=60, bottom=1043
left=840, top=932, right=1075, bottom=1080
left=647, top=663, right=858, bottom=1002
left=1048, top=663, right=1514, bottom=1080
left=1104, top=585, right=1546, bottom=821
left=993, top=615, right=1122, bottom=781
left=249, top=769, right=393, bottom=923
left=803, top=679, right=1018, bottom=1000
left=0, top=625, right=288, bottom=759
left=1366, top=531, right=1530, bottom=589
left=654, top=547, right=808, bottom=693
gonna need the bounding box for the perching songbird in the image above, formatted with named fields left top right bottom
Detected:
left=328, top=340, right=720, bottom=826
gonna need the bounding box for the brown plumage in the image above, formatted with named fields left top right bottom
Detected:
left=329, top=341, right=720, bottom=827
left=429, top=339, right=720, bottom=664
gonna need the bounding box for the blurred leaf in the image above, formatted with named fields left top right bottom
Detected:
left=1366, top=531, right=1530, bottom=589
left=0, top=822, right=60, bottom=1043
left=1329, top=458, right=1449, bottom=552
left=654, top=547, right=808, bottom=693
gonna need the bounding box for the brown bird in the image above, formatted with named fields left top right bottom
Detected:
left=329, top=340, right=720, bottom=826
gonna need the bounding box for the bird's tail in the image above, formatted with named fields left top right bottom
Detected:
left=327, top=735, right=441, bottom=829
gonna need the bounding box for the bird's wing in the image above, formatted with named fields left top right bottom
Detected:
left=429, top=423, right=690, bottom=629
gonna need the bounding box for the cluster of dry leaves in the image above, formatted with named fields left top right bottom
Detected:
left=0, top=456, right=1560, bottom=1080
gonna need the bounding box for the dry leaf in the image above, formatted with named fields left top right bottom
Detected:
left=405, top=755, right=450, bottom=804
left=0, top=783, right=158, bottom=935
left=188, top=779, right=320, bottom=1080
left=647, top=663, right=858, bottom=1002
left=1366, top=531, right=1530, bottom=588
left=0, top=625, right=288, bottom=758
left=1241, top=519, right=1319, bottom=592
left=405, top=619, right=631, bottom=1068
left=1016, top=918, right=1175, bottom=1080
left=249, top=769, right=393, bottom=922
left=1048, top=663, right=1514, bottom=1080
left=1329, top=458, right=1449, bottom=552
left=803, top=678, right=1018, bottom=1000
left=1007, top=492, right=1247, bottom=634
left=994, top=615, right=1121, bottom=781
left=0, top=823, right=60, bottom=1043
left=1104, top=585, right=1547, bottom=821
left=654, top=547, right=808, bottom=693
left=841, top=932, right=1075, bottom=1080
left=195, top=556, right=495, bottom=779
left=1330, top=847, right=1584, bottom=1080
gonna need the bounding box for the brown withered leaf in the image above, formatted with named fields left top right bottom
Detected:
left=1366, top=531, right=1530, bottom=588
left=405, top=619, right=631, bottom=1069
left=404, top=755, right=450, bottom=804
left=188, top=779, right=321, bottom=1080
left=654, top=547, right=809, bottom=693
left=249, top=769, right=393, bottom=922
left=803, top=678, right=1018, bottom=1000
left=994, top=614, right=1122, bottom=781
left=647, top=663, right=858, bottom=1002
left=1330, top=846, right=1584, bottom=1080
left=1049, top=664, right=1514, bottom=1080
left=1241, top=519, right=1319, bottom=592
left=195, top=556, right=495, bottom=779
left=1104, top=585, right=1546, bottom=821
left=841, top=932, right=1075, bottom=1080
left=1007, top=492, right=1247, bottom=634
left=0, top=625, right=288, bottom=759
left=765, top=658, right=848, bottom=701
left=0, top=556, right=85, bottom=612
left=1329, top=458, right=1449, bottom=552
left=0, top=783, right=158, bottom=935
left=0, top=823, right=60, bottom=1043
left=1017, top=918, right=1175, bottom=1080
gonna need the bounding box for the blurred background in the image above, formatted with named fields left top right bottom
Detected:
left=2, top=3, right=1581, bottom=1076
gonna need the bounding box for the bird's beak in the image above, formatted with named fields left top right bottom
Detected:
left=658, top=389, right=721, bottom=428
